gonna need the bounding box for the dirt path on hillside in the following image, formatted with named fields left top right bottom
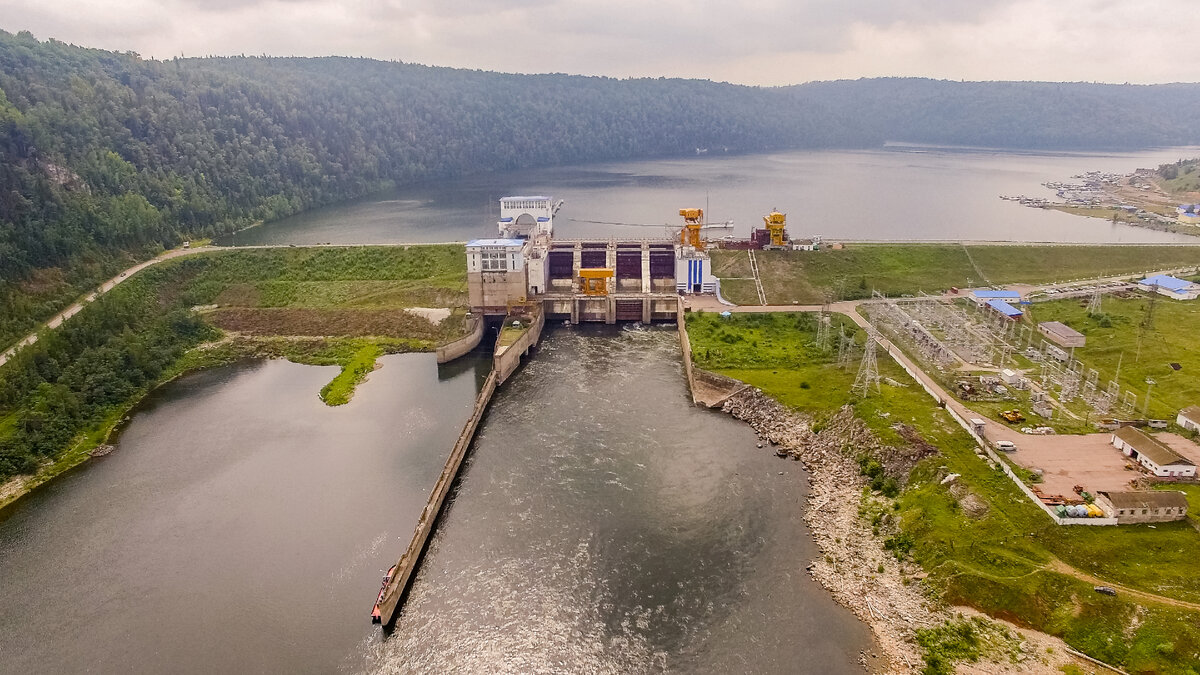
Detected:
left=1045, top=558, right=1200, bottom=612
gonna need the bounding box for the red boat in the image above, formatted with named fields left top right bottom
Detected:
left=371, top=564, right=398, bottom=623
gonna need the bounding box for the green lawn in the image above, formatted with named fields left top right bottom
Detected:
left=1025, top=295, right=1200, bottom=419
left=685, top=309, right=1200, bottom=674
left=711, top=244, right=1200, bottom=305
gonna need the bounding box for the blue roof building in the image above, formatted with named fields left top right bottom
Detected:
left=985, top=299, right=1023, bottom=319
left=1139, top=274, right=1200, bottom=300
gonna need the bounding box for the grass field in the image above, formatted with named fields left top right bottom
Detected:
left=1159, top=160, right=1200, bottom=195
left=711, top=244, right=1200, bottom=306
left=686, top=310, right=1200, bottom=674
left=1025, top=295, right=1200, bottom=420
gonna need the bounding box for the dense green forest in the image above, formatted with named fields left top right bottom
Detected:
left=3, top=28, right=1200, bottom=351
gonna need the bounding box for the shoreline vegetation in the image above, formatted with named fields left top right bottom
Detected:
left=1021, top=157, right=1200, bottom=237
left=0, top=245, right=472, bottom=511
left=686, top=310, right=1200, bottom=674
left=686, top=309, right=1200, bottom=672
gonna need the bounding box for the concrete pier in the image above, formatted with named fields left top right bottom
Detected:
left=435, top=315, right=485, bottom=364
left=494, top=309, right=545, bottom=384
left=375, top=369, right=499, bottom=627
left=376, top=309, right=548, bottom=627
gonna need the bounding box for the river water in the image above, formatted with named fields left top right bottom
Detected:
left=0, top=328, right=870, bottom=673
left=0, top=354, right=487, bottom=673
left=364, top=327, right=869, bottom=674
left=223, top=145, right=1200, bottom=246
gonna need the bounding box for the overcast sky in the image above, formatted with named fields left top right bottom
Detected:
left=3, top=0, right=1197, bottom=85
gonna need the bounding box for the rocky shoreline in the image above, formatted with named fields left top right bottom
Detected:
left=718, top=387, right=1095, bottom=674
left=721, top=387, right=932, bottom=671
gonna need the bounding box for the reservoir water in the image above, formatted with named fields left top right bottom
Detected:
left=224, top=146, right=1200, bottom=246
left=364, top=327, right=869, bottom=674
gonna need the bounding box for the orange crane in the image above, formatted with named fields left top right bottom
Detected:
left=762, top=210, right=788, bottom=249
left=678, top=208, right=706, bottom=250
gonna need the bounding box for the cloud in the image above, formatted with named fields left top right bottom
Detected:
left=0, top=0, right=1196, bottom=84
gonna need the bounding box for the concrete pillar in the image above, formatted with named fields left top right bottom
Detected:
left=606, top=242, right=616, bottom=270
left=570, top=299, right=579, bottom=324
left=642, top=297, right=651, bottom=323
left=641, top=244, right=651, bottom=294
left=606, top=297, right=616, bottom=325
left=572, top=244, right=582, bottom=294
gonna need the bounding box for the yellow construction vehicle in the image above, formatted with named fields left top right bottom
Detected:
left=678, top=208, right=706, bottom=251
left=762, top=210, right=788, bottom=249
left=1000, top=409, right=1026, bottom=423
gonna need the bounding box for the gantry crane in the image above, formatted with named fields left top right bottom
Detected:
left=678, top=208, right=706, bottom=251
left=762, top=210, right=788, bottom=249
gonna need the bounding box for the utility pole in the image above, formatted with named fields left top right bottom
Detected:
left=1143, top=378, right=1156, bottom=419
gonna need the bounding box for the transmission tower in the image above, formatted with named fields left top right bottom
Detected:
left=815, top=309, right=832, bottom=353
left=835, top=326, right=851, bottom=368
left=853, top=331, right=881, bottom=397
left=1142, top=286, right=1158, bottom=332
left=1086, top=287, right=1103, bottom=315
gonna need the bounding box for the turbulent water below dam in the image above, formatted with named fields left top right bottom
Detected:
left=364, top=326, right=870, bottom=673
left=0, top=327, right=871, bottom=673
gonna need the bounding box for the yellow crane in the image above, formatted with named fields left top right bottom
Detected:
left=762, top=210, right=787, bottom=249
left=678, top=208, right=706, bottom=250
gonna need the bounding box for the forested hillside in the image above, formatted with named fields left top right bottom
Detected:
left=3, top=29, right=1200, bottom=349
left=788, top=78, right=1200, bottom=149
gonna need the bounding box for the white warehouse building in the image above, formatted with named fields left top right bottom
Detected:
left=1111, top=426, right=1196, bottom=478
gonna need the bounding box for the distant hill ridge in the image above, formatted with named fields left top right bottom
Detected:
left=2, top=28, right=1200, bottom=345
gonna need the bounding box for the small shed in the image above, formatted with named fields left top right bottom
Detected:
left=1177, top=405, right=1200, bottom=433
left=1096, top=491, right=1189, bottom=524
left=1038, top=321, right=1086, bottom=348
left=1111, top=427, right=1197, bottom=478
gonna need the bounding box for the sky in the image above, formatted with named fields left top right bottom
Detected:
left=2, top=0, right=1197, bottom=86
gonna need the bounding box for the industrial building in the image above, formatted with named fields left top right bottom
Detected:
left=1177, top=204, right=1200, bottom=225
left=791, top=237, right=820, bottom=251
left=984, top=298, right=1023, bottom=320
left=1038, top=321, right=1086, bottom=348
left=968, top=289, right=1022, bottom=304
left=1110, top=427, right=1197, bottom=478
left=467, top=197, right=718, bottom=323
left=1138, top=274, right=1200, bottom=300
left=466, top=239, right=530, bottom=313
left=1096, top=491, right=1189, bottom=524
left=497, top=196, right=556, bottom=239
left=1177, top=405, right=1200, bottom=433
